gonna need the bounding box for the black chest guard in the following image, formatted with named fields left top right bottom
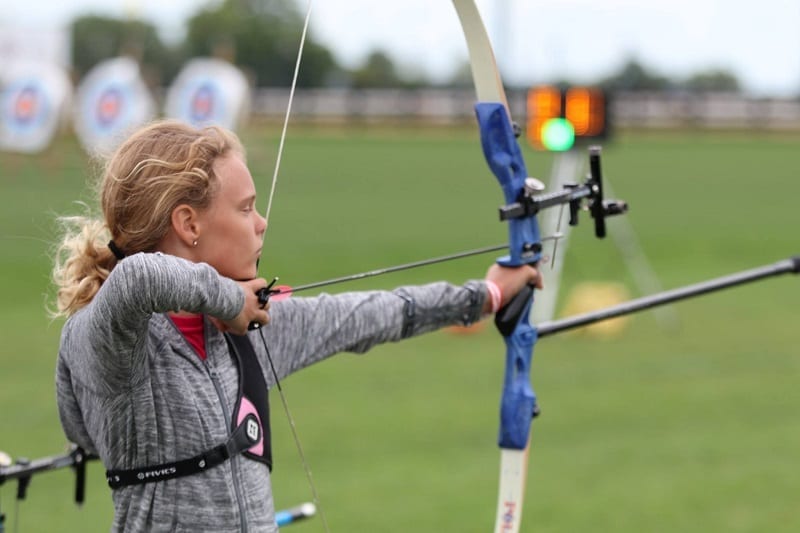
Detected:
left=224, top=333, right=272, bottom=467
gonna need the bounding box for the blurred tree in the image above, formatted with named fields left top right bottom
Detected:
left=444, top=59, right=474, bottom=88
left=599, top=58, right=674, bottom=91
left=185, top=0, right=342, bottom=87
left=682, top=68, right=741, bottom=92
left=350, top=50, right=405, bottom=88
left=71, top=15, right=184, bottom=85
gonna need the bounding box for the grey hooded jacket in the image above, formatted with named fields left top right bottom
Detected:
left=56, top=252, right=487, bottom=532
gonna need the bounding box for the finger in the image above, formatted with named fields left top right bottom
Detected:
left=526, top=266, right=542, bottom=289
left=254, top=310, right=270, bottom=327
left=251, top=280, right=270, bottom=309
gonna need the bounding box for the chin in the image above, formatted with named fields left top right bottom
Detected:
left=222, top=265, right=257, bottom=282
left=245, top=264, right=259, bottom=280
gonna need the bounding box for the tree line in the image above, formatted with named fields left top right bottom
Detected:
left=71, top=0, right=741, bottom=92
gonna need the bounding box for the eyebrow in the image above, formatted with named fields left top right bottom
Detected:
left=239, top=193, right=257, bottom=205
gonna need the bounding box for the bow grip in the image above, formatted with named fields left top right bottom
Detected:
left=495, top=284, right=539, bottom=450
left=475, top=102, right=543, bottom=266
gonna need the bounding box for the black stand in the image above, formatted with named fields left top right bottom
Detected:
left=0, top=445, right=96, bottom=532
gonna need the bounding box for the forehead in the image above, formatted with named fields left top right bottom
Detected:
left=213, top=152, right=255, bottom=197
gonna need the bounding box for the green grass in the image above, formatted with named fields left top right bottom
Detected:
left=0, top=125, right=798, bottom=532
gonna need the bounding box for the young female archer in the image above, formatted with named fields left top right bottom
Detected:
left=51, top=120, right=542, bottom=532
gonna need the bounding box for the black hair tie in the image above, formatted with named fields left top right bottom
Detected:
left=108, top=240, right=126, bottom=260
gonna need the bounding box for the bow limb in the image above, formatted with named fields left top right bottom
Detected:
left=452, top=2, right=541, bottom=532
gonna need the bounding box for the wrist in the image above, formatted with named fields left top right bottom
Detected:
left=484, top=280, right=502, bottom=314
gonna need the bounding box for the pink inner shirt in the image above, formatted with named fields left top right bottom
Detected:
left=170, top=314, right=206, bottom=360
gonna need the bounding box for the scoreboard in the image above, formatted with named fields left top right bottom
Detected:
left=526, top=86, right=609, bottom=151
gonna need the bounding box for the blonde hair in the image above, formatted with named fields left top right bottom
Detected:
left=52, top=120, right=245, bottom=317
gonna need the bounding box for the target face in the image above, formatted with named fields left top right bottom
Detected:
left=2, top=80, right=49, bottom=133
left=82, top=83, right=135, bottom=135
left=73, top=57, right=155, bottom=155
left=189, top=82, right=218, bottom=123
left=165, top=58, right=250, bottom=131
left=175, top=79, right=226, bottom=127
left=0, top=67, right=68, bottom=154
left=95, top=87, right=125, bottom=127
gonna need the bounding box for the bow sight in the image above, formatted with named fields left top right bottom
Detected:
left=497, top=146, right=629, bottom=240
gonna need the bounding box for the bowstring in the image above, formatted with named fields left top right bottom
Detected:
left=257, top=328, right=330, bottom=532
left=257, top=1, right=331, bottom=531
left=262, top=0, right=314, bottom=229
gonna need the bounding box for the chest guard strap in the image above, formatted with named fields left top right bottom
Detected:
left=106, top=333, right=272, bottom=489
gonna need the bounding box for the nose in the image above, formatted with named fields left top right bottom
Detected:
left=255, top=211, right=267, bottom=236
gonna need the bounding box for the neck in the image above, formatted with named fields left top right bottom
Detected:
left=169, top=311, right=201, bottom=318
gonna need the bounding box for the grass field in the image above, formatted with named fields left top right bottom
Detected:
left=0, top=123, right=798, bottom=532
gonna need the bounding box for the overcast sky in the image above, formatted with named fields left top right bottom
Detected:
left=1, top=0, right=799, bottom=96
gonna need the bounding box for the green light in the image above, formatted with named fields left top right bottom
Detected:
left=541, top=118, right=575, bottom=151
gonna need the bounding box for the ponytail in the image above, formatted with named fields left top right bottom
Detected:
left=51, top=215, right=118, bottom=317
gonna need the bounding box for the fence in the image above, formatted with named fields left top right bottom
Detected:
left=250, top=88, right=800, bottom=131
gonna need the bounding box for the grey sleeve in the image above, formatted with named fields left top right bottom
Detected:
left=256, top=280, right=487, bottom=382
left=104, top=252, right=245, bottom=321
left=60, top=252, right=244, bottom=392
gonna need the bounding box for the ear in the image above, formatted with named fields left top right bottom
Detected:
left=170, top=204, right=201, bottom=247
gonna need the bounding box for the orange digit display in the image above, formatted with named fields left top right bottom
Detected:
left=526, top=85, right=609, bottom=151
left=526, top=86, right=561, bottom=151
left=565, top=87, right=605, bottom=136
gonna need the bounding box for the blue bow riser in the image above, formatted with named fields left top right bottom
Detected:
left=474, top=102, right=542, bottom=450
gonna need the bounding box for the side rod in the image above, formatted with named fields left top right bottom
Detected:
left=537, top=256, right=799, bottom=338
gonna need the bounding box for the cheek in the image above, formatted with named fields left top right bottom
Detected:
left=203, top=211, right=257, bottom=252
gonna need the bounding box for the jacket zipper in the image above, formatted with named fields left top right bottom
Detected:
left=168, top=315, right=250, bottom=531
left=205, top=355, right=249, bottom=532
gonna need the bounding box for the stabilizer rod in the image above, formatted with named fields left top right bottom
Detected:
left=537, top=256, right=799, bottom=338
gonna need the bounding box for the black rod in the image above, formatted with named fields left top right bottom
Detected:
left=537, top=256, right=799, bottom=338
left=0, top=446, right=94, bottom=485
